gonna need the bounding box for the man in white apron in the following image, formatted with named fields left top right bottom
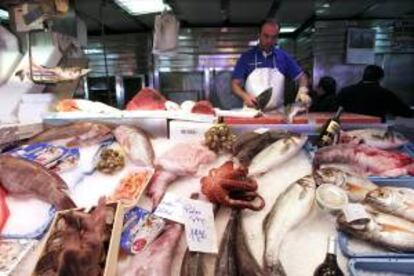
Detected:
left=231, top=19, right=311, bottom=111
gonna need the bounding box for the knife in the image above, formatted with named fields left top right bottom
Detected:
left=255, top=88, right=273, bottom=110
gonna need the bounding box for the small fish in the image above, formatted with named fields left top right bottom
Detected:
left=113, top=125, right=155, bottom=167
left=365, top=187, right=414, bottom=222
left=340, top=128, right=409, bottom=149
left=0, top=155, right=76, bottom=210
left=235, top=210, right=265, bottom=276
left=249, top=134, right=307, bottom=176
left=337, top=208, right=414, bottom=252
left=314, top=167, right=378, bottom=202
left=264, top=175, right=316, bottom=275
left=215, top=209, right=238, bottom=276
left=15, top=63, right=90, bottom=83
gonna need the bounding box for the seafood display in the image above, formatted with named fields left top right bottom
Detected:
left=0, top=155, right=75, bottom=210
left=337, top=208, right=414, bottom=252
left=126, top=88, right=167, bottom=111
left=264, top=175, right=316, bottom=275
left=56, top=99, right=121, bottom=113
left=113, top=125, right=154, bottom=167
left=34, top=198, right=114, bottom=276
left=249, top=133, right=307, bottom=176
left=122, top=223, right=183, bottom=276
left=233, top=130, right=294, bottom=166
left=314, top=144, right=414, bottom=177
left=191, top=100, right=216, bottom=115
left=15, top=63, right=91, bottom=83
left=111, top=170, right=153, bottom=207
left=340, top=128, right=409, bottom=149
left=96, top=147, right=125, bottom=174
left=201, top=161, right=265, bottom=210
left=365, top=187, right=414, bottom=222
left=204, top=124, right=236, bottom=153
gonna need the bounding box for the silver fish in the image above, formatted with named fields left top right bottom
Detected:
left=365, top=187, right=414, bottom=222
left=249, top=134, right=307, bottom=176
left=15, top=64, right=90, bottom=83
left=314, top=167, right=378, bottom=202
left=337, top=208, right=414, bottom=252
left=264, top=175, right=316, bottom=275
left=113, top=125, right=154, bottom=167
left=340, top=128, right=409, bottom=149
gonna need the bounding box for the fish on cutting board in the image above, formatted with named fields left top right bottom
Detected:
left=313, top=167, right=378, bottom=202
left=121, top=223, right=183, bottom=276
left=314, top=144, right=414, bottom=177
left=337, top=208, right=414, bottom=252
left=249, top=133, right=307, bottom=176
left=364, top=187, right=414, bottom=222
left=113, top=125, right=155, bottom=167
left=0, top=155, right=75, bottom=210
left=264, top=174, right=316, bottom=276
left=340, top=128, right=409, bottom=149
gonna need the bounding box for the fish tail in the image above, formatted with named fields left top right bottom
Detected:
left=266, top=259, right=286, bottom=276
left=56, top=195, right=76, bottom=210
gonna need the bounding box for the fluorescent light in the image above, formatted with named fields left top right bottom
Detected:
left=248, top=39, right=258, bottom=46
left=279, top=27, right=297, bottom=33
left=115, top=0, right=171, bottom=15
left=84, top=48, right=103, bottom=54
left=322, top=3, right=331, bottom=8
left=0, top=9, right=9, bottom=20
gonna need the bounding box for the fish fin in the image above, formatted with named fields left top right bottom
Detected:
left=266, top=259, right=286, bottom=276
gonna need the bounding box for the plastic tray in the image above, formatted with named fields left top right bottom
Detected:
left=338, top=231, right=414, bottom=259
left=348, top=258, right=414, bottom=276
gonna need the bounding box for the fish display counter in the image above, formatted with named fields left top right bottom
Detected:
left=0, top=120, right=413, bottom=276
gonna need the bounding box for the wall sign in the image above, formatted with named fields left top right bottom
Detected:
left=346, top=28, right=376, bottom=64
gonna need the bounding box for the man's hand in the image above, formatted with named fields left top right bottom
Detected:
left=295, top=86, right=312, bottom=108
left=242, top=94, right=257, bottom=108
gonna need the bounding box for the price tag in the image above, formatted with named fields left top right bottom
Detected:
left=342, top=203, right=370, bottom=223
left=153, top=193, right=186, bottom=224
left=182, top=198, right=218, bottom=254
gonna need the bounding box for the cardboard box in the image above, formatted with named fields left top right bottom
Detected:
left=32, top=202, right=124, bottom=276
left=169, top=120, right=214, bottom=141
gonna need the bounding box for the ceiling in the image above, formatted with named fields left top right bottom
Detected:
left=1, top=0, right=414, bottom=35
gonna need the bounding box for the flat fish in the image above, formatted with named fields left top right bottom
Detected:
left=340, top=128, right=409, bottom=149
left=113, top=125, right=155, bottom=167
left=365, top=187, right=414, bottom=222
left=0, top=155, right=75, bottom=210
left=264, top=175, right=316, bottom=275
left=249, top=134, right=307, bottom=176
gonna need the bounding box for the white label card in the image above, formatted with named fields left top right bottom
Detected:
left=342, top=203, right=370, bottom=223
left=153, top=193, right=186, bottom=224
left=182, top=198, right=218, bottom=254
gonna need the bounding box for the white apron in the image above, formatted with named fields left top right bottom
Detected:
left=244, top=52, right=285, bottom=110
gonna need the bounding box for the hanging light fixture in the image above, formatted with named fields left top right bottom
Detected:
left=114, top=0, right=171, bottom=16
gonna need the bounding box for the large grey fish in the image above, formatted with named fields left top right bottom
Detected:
left=249, top=134, right=307, bottom=176
left=337, top=208, right=414, bottom=252
left=365, top=187, right=414, bottom=222
left=313, top=167, right=378, bottom=202
left=214, top=209, right=238, bottom=276
left=0, top=155, right=75, bottom=210
left=235, top=210, right=265, bottom=276
left=113, top=125, right=154, bottom=167
left=263, top=175, right=316, bottom=275
left=340, top=128, right=409, bottom=149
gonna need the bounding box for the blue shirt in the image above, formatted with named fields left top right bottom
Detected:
left=232, top=46, right=303, bottom=82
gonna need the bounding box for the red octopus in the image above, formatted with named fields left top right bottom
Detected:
left=201, top=161, right=265, bottom=210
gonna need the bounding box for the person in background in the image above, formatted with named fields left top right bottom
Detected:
left=310, top=76, right=339, bottom=112
left=338, top=65, right=413, bottom=121
left=231, top=19, right=311, bottom=111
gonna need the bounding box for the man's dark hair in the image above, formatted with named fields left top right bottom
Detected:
left=318, top=76, right=337, bottom=95
left=260, top=19, right=280, bottom=32
left=362, top=65, right=384, bottom=82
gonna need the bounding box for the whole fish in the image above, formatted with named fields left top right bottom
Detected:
left=337, top=208, right=414, bottom=252
left=365, top=187, right=414, bottom=222
left=340, top=128, right=409, bottom=149
left=314, top=144, right=414, bottom=177
left=15, top=63, right=90, bottom=83
left=0, top=155, right=76, bottom=210
left=314, top=167, right=378, bottom=202
left=264, top=175, right=316, bottom=275
left=249, top=134, right=307, bottom=176
left=28, top=122, right=112, bottom=147
left=113, top=125, right=154, bottom=167
left=235, top=210, right=265, bottom=276
left=215, top=209, right=238, bottom=276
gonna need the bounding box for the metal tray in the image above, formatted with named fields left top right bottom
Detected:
left=348, top=258, right=414, bottom=276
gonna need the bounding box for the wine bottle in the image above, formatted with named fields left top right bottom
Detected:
left=313, top=236, right=344, bottom=276
left=316, top=106, right=344, bottom=148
